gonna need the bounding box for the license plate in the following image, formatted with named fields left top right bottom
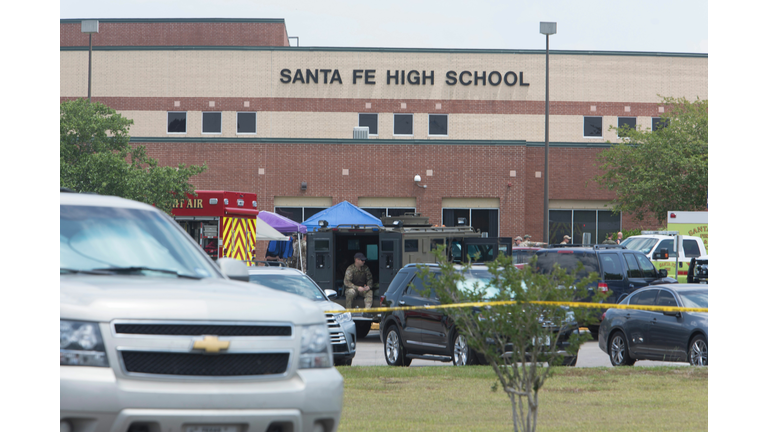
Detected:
left=532, top=336, right=551, bottom=346
left=185, top=426, right=239, bottom=432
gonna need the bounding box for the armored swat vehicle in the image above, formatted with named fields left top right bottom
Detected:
left=305, top=214, right=511, bottom=337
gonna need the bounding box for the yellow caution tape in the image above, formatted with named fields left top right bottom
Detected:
left=330, top=300, right=707, bottom=315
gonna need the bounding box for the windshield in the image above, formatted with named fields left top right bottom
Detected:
left=249, top=273, right=326, bottom=301
left=679, top=290, right=708, bottom=309
left=534, top=251, right=599, bottom=280
left=60, top=204, right=219, bottom=279
left=456, top=269, right=499, bottom=299
left=622, top=237, right=659, bottom=254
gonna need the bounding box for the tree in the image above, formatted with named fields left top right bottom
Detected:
left=594, top=96, right=708, bottom=224
left=421, top=250, right=603, bottom=432
left=60, top=99, right=206, bottom=213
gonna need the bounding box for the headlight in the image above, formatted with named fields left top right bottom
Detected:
left=60, top=320, right=109, bottom=367
left=334, top=312, right=352, bottom=324
left=299, top=324, right=331, bottom=369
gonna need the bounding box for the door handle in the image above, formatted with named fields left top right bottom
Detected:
left=399, top=300, right=406, bottom=305
left=629, top=284, right=634, bottom=288
left=651, top=318, right=657, bottom=325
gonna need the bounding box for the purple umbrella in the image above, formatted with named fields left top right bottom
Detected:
left=257, top=211, right=307, bottom=234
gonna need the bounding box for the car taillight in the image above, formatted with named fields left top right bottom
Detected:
left=601, top=312, right=606, bottom=321
left=380, top=295, right=386, bottom=306
left=598, top=283, right=608, bottom=293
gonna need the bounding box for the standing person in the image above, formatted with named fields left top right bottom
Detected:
left=344, top=252, right=374, bottom=309
left=514, top=236, right=523, bottom=246
left=521, top=234, right=533, bottom=247
left=560, top=235, right=571, bottom=245
left=602, top=233, right=617, bottom=244
left=616, top=232, right=623, bottom=244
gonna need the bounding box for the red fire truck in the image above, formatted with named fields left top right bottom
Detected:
left=171, top=190, right=259, bottom=263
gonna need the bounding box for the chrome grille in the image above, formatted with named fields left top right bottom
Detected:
left=325, top=313, right=341, bottom=329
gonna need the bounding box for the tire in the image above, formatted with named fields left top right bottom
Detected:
left=355, top=321, right=372, bottom=339
left=384, top=326, right=411, bottom=367
left=609, top=331, right=636, bottom=366
left=688, top=335, right=708, bottom=366
left=452, top=332, right=478, bottom=366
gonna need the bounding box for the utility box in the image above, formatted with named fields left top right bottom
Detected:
left=353, top=127, right=369, bottom=139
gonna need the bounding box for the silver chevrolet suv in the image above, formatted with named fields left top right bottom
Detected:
left=60, top=192, right=343, bottom=432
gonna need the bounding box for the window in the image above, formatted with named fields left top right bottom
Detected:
left=657, top=239, right=678, bottom=258
left=274, top=207, right=328, bottom=223
left=584, top=116, right=603, bottom=138
left=202, top=112, right=222, bottom=134
left=623, top=254, right=642, bottom=278
left=629, top=289, right=658, bottom=306
left=683, top=240, right=701, bottom=257
left=656, top=290, right=678, bottom=307
left=404, top=239, right=419, bottom=252
left=549, top=209, right=620, bottom=245
left=652, top=117, right=669, bottom=131
left=358, top=113, right=378, bottom=135
left=430, top=238, right=445, bottom=251
left=428, top=114, right=448, bottom=136
left=361, top=207, right=416, bottom=219
left=406, top=275, right=434, bottom=298
left=599, top=253, right=624, bottom=281
left=167, top=112, right=187, bottom=134
left=442, top=209, right=499, bottom=237
left=617, top=117, right=636, bottom=137
left=237, top=112, right=257, bottom=134
left=394, top=114, right=413, bottom=135
left=635, top=254, right=657, bottom=278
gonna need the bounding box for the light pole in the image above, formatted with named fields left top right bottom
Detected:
left=81, top=20, right=99, bottom=102
left=540, top=22, right=556, bottom=244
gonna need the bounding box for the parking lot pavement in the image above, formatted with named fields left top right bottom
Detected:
left=353, top=330, right=690, bottom=368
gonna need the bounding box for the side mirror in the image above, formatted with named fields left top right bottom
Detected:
left=324, top=289, right=338, bottom=299
left=218, top=258, right=250, bottom=282
left=658, top=269, right=668, bottom=278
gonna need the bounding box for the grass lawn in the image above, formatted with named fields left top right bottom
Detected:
left=337, top=366, right=707, bottom=431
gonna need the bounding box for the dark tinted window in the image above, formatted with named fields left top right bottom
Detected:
left=363, top=208, right=386, bottom=218
left=467, top=244, right=495, bottom=262
left=167, top=112, right=186, bottom=133
left=512, top=249, right=537, bottom=264
left=549, top=210, right=572, bottom=244
left=598, top=253, right=624, bottom=281
left=429, top=114, right=448, bottom=135
left=394, top=114, right=413, bottom=135
left=656, top=290, right=678, bottom=307
left=535, top=251, right=599, bottom=280
left=314, top=240, right=330, bottom=251
left=406, top=275, right=431, bottom=298
left=623, top=254, right=642, bottom=278
left=584, top=116, right=602, bottom=137
left=303, top=207, right=326, bottom=221
left=430, top=238, right=444, bottom=251
left=237, top=112, right=256, bottom=134
left=404, top=239, right=419, bottom=252
left=574, top=210, right=596, bottom=244
left=275, top=207, right=302, bottom=223
left=683, top=240, right=701, bottom=257
left=652, top=117, right=669, bottom=131
left=387, top=271, right=410, bottom=296
left=617, top=117, right=636, bottom=137
left=387, top=208, right=416, bottom=217
left=657, top=239, right=677, bottom=258
left=381, top=241, right=394, bottom=252
left=202, top=112, right=222, bottom=133
left=635, top=254, right=657, bottom=278
left=358, top=113, right=378, bottom=135
left=629, top=289, right=658, bottom=306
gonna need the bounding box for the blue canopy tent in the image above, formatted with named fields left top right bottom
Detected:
left=302, top=201, right=383, bottom=231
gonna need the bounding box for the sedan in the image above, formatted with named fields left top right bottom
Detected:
left=598, top=284, right=707, bottom=366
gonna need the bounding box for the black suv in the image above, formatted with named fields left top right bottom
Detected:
left=534, top=244, right=678, bottom=337
left=378, top=264, right=579, bottom=367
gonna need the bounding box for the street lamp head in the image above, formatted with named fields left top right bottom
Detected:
left=81, top=20, right=99, bottom=34
left=540, top=22, right=557, bottom=35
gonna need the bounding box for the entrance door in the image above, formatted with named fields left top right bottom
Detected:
left=307, top=232, right=334, bottom=292
left=379, top=231, right=402, bottom=294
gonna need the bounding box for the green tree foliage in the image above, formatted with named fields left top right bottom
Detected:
left=60, top=99, right=206, bottom=213
left=594, top=96, right=708, bottom=224
left=420, top=250, right=604, bottom=432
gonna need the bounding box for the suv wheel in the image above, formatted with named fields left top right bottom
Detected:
left=384, top=326, right=411, bottom=367
left=688, top=335, right=707, bottom=366
left=609, top=331, right=636, bottom=366
left=452, top=333, right=478, bottom=366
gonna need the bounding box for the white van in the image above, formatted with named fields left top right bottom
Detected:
left=621, top=233, right=706, bottom=282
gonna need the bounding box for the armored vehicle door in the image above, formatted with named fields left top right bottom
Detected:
left=378, top=231, right=402, bottom=294
left=307, top=231, right=334, bottom=292
left=462, top=237, right=512, bottom=263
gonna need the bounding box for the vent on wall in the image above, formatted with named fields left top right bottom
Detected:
left=353, top=127, right=369, bottom=139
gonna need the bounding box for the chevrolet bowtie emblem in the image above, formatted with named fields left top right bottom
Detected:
left=193, top=335, right=230, bottom=353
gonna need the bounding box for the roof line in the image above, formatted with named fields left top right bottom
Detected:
left=58, top=45, right=707, bottom=58
left=128, top=137, right=612, bottom=148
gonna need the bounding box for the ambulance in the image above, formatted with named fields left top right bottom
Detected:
left=171, top=190, right=260, bottom=263
left=621, top=211, right=708, bottom=282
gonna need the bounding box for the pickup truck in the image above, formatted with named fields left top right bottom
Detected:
left=621, top=234, right=707, bottom=282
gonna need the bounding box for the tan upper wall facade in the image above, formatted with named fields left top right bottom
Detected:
left=61, top=49, right=707, bottom=103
